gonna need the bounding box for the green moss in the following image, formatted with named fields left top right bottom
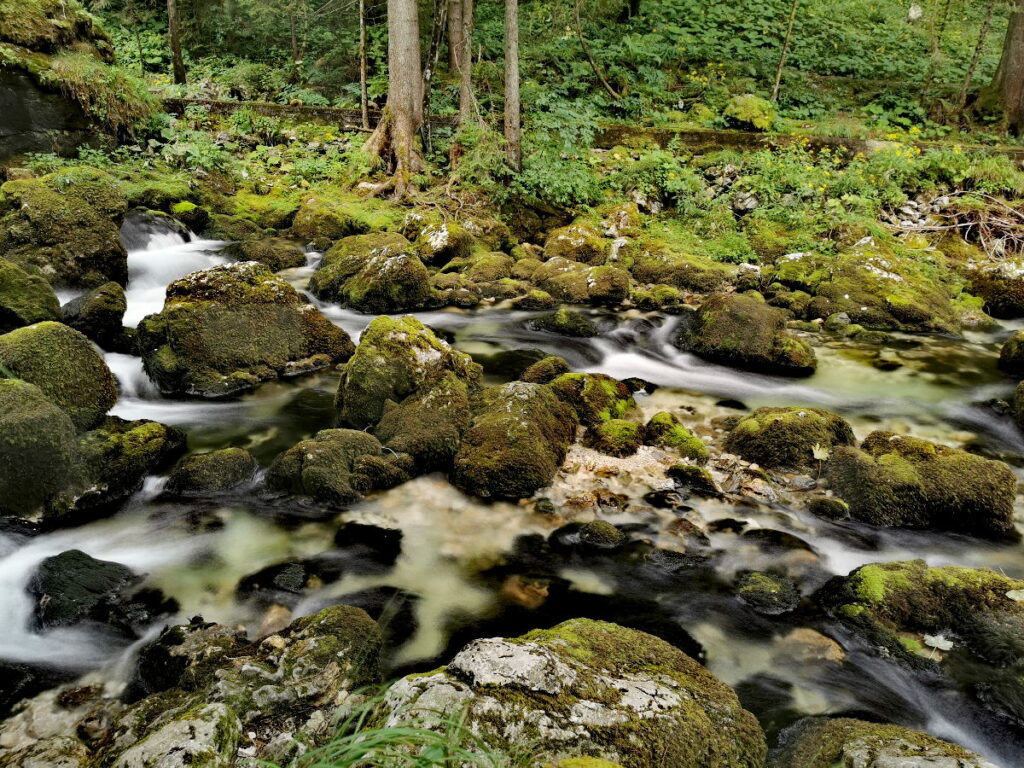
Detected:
left=585, top=419, right=643, bottom=457
left=531, top=308, right=599, bottom=338
left=0, top=260, right=60, bottom=333
left=521, top=355, right=571, bottom=384
left=165, top=448, right=257, bottom=495
left=644, top=411, right=709, bottom=463
left=544, top=224, right=610, bottom=265
left=550, top=373, right=637, bottom=427
left=723, top=94, right=776, bottom=132
left=266, top=428, right=382, bottom=506
left=339, top=252, right=437, bottom=314
left=725, top=407, right=853, bottom=470
left=308, top=231, right=410, bottom=300
left=223, top=238, right=307, bottom=272
left=999, top=329, right=1024, bottom=375
left=466, top=252, right=515, bottom=283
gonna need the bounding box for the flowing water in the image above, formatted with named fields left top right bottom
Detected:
left=3, top=220, right=1024, bottom=763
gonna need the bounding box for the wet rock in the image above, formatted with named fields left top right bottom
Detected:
left=336, top=315, right=481, bottom=430
left=676, top=293, right=816, bottom=376
left=28, top=549, right=175, bottom=637
left=819, top=560, right=1024, bottom=727
left=550, top=372, right=637, bottom=427
left=237, top=555, right=346, bottom=608
left=0, top=167, right=129, bottom=287
left=382, top=619, right=766, bottom=768
left=223, top=237, right=307, bottom=271
left=644, top=412, right=709, bottom=463
left=334, top=521, right=403, bottom=567
left=511, top=289, right=556, bottom=310
left=308, top=231, right=411, bottom=300
left=60, top=281, right=128, bottom=351
left=544, top=224, right=610, bottom=265
left=771, top=716, right=999, bottom=768
left=667, top=463, right=722, bottom=497
left=453, top=381, right=578, bottom=500
left=971, top=259, right=1024, bottom=319
left=530, top=308, right=600, bottom=337
left=137, top=262, right=353, bottom=398
left=584, top=419, right=643, bottom=457
left=0, top=379, right=78, bottom=518
left=521, top=355, right=571, bottom=384
left=0, top=321, right=117, bottom=430
left=826, top=431, right=1018, bottom=541
left=310, top=586, right=419, bottom=646
left=551, top=520, right=629, bottom=553
left=623, top=237, right=733, bottom=293
left=291, top=194, right=371, bottom=242
left=998, top=329, right=1024, bottom=376
left=0, top=260, right=60, bottom=333
left=735, top=571, right=801, bottom=616
left=806, top=496, right=849, bottom=520
left=414, top=220, right=475, bottom=265
left=164, top=448, right=257, bottom=496
left=266, top=429, right=383, bottom=507
left=726, top=407, right=854, bottom=470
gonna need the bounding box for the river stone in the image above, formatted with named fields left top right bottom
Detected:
left=971, top=258, right=1024, bottom=319
left=452, top=381, right=578, bottom=500
left=0, top=379, right=78, bottom=517
left=382, top=618, right=766, bottom=768
left=997, top=329, right=1024, bottom=376
left=164, top=448, right=257, bottom=495
left=725, top=407, right=854, bottom=470
left=826, top=431, right=1018, bottom=541
left=137, top=262, right=354, bottom=398
left=60, top=281, right=128, bottom=351
left=818, top=560, right=1024, bottom=727
left=308, top=231, right=410, bottom=300
left=544, top=223, right=610, bottom=265
left=0, top=321, right=118, bottom=430
left=0, top=167, right=130, bottom=287
left=677, top=293, right=816, bottom=376
left=0, top=260, right=61, bottom=333
left=550, top=372, right=637, bottom=427
left=266, top=428, right=383, bottom=507
left=531, top=308, right=600, bottom=337
left=771, top=717, right=999, bottom=768
left=222, top=237, right=307, bottom=271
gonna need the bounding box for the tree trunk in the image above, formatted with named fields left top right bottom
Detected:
left=504, top=0, right=521, bottom=171
left=994, top=5, right=1024, bottom=134
left=458, top=0, right=474, bottom=124
left=167, top=0, right=186, bottom=85
left=422, top=0, right=449, bottom=152
left=771, top=0, right=799, bottom=102
left=575, top=0, right=620, bottom=100
left=448, top=0, right=463, bottom=72
left=364, top=0, right=423, bottom=198
left=959, top=0, right=999, bottom=119
left=359, top=0, right=369, bottom=129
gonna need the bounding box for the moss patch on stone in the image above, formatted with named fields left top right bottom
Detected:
left=725, top=407, right=853, bottom=470
left=550, top=373, right=637, bottom=427
left=644, top=411, right=709, bottom=463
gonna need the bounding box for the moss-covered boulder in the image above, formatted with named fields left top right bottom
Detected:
left=971, top=259, right=1024, bottom=319
left=736, top=571, right=800, bottom=616
left=308, top=231, right=411, bottom=301
left=998, top=329, right=1024, bottom=376
left=0, top=320, right=117, bottom=430
left=521, top=355, right=571, bottom=384
left=550, top=373, right=637, bottom=427
left=223, top=237, right=307, bottom=272
left=818, top=560, right=1024, bottom=727
left=453, top=381, right=578, bottom=500
left=826, top=431, right=1018, bottom=540
left=770, top=716, right=997, bottom=768
left=544, top=224, right=610, bottom=265
left=531, top=308, right=599, bottom=337
left=620, top=236, right=734, bottom=293
left=137, top=262, right=353, bottom=398
left=291, top=194, right=371, bottom=242
left=0, top=167, right=129, bottom=287
left=339, top=251, right=436, bottom=314
left=677, top=293, right=816, bottom=376
left=414, top=220, right=475, bottom=265
left=0, top=260, right=60, bottom=333
left=165, top=447, right=257, bottom=496
left=382, top=619, right=766, bottom=768
left=336, top=315, right=480, bottom=429
left=584, top=418, right=643, bottom=457
left=266, top=428, right=383, bottom=507
left=60, top=280, right=127, bottom=350
left=0, top=379, right=78, bottom=517
left=644, top=411, right=709, bottom=463
left=725, top=407, right=854, bottom=470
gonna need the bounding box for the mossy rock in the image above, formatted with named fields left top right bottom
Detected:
left=532, top=258, right=592, bottom=304
left=165, top=448, right=257, bottom=496
left=620, top=236, right=734, bottom=293
left=677, top=293, right=816, bottom=377
left=222, top=237, right=307, bottom=272
left=0, top=378, right=78, bottom=517
left=544, top=224, right=610, bottom=265
left=521, top=355, right=570, bottom=384
left=818, top=560, right=1024, bottom=726
left=550, top=372, right=637, bottom=427
left=723, top=94, right=776, bottom=131
left=512, top=289, right=557, bottom=310
left=308, top=231, right=411, bottom=301
left=770, top=716, right=996, bottom=768
left=0, top=259, right=60, bottom=333
left=137, top=262, right=353, bottom=398
left=382, top=618, right=767, bottom=768
left=586, top=265, right=631, bottom=306
left=414, top=220, right=476, bottom=265
left=0, top=167, right=129, bottom=287
left=584, top=419, right=643, bottom=457
left=971, top=259, right=1024, bottom=319
left=452, top=381, right=578, bottom=500
left=0, top=0, right=110, bottom=51
left=736, top=571, right=800, bottom=616
left=826, top=431, right=1018, bottom=541
left=998, top=329, right=1024, bottom=376
left=339, top=251, right=437, bottom=314
left=725, top=407, right=853, bottom=470
left=46, top=416, right=186, bottom=524
left=531, top=308, right=599, bottom=338
left=631, top=283, right=683, bottom=311
left=465, top=252, right=514, bottom=283
left=373, top=370, right=472, bottom=472
left=0, top=320, right=117, bottom=430
left=336, top=315, right=480, bottom=429
left=60, top=280, right=127, bottom=350
left=205, top=213, right=273, bottom=242
left=291, top=194, right=370, bottom=242
left=644, top=412, right=709, bottom=463
left=266, top=428, right=383, bottom=507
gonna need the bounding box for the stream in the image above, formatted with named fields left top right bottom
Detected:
left=3, top=219, right=1024, bottom=764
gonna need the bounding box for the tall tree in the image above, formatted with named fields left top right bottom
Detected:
left=458, top=0, right=475, bottom=123
left=448, top=0, right=464, bottom=72
left=992, top=2, right=1024, bottom=134
left=167, top=0, right=186, bottom=85
left=364, top=0, right=423, bottom=198
left=359, top=0, right=369, bottom=129
left=504, top=0, right=521, bottom=170
left=959, top=0, right=999, bottom=119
